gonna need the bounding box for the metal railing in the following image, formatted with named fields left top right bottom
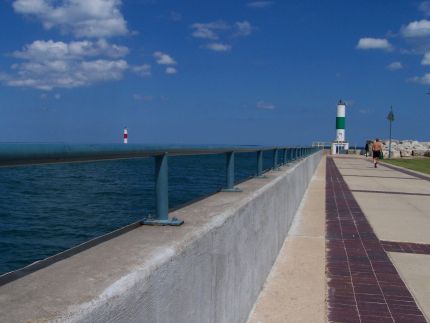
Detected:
left=0, top=144, right=321, bottom=226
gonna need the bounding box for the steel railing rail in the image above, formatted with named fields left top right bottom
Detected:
left=0, top=143, right=321, bottom=225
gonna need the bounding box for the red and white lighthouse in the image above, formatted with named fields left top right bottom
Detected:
left=123, top=127, right=128, bottom=144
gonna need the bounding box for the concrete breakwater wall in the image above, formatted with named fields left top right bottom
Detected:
left=0, top=151, right=322, bottom=323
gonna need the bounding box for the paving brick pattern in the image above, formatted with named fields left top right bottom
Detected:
left=326, top=157, right=427, bottom=323
left=381, top=241, right=430, bottom=255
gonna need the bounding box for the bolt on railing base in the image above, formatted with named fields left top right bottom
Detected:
left=255, top=175, right=267, bottom=179
left=221, top=187, right=242, bottom=192
left=141, top=217, right=184, bottom=226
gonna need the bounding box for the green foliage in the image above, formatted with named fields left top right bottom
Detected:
left=383, top=159, right=430, bottom=175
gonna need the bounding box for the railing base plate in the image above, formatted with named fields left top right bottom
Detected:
left=142, top=217, right=184, bottom=226
left=221, top=187, right=242, bottom=193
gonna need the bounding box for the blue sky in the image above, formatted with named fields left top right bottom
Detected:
left=0, top=0, right=429, bottom=146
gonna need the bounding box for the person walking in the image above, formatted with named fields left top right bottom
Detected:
left=372, top=138, right=383, bottom=168
left=365, top=142, right=369, bottom=157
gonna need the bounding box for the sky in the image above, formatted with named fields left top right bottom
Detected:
left=0, top=0, right=429, bottom=146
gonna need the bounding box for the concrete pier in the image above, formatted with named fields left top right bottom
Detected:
left=2, top=153, right=429, bottom=322
left=0, top=152, right=322, bottom=322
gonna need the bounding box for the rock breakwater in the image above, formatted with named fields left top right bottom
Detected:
left=378, top=140, right=430, bottom=158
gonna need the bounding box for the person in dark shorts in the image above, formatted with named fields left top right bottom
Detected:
left=372, top=138, right=383, bottom=168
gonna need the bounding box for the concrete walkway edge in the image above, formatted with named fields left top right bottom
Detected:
left=248, top=156, right=327, bottom=322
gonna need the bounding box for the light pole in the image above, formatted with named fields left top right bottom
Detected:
left=387, top=106, right=395, bottom=159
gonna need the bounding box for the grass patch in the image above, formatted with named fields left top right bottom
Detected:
left=383, top=159, right=430, bottom=175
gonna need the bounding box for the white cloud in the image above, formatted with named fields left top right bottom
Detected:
left=191, top=20, right=254, bottom=52
left=409, top=73, right=430, bottom=84
left=39, top=92, right=61, bottom=99
left=422, top=52, right=430, bottom=65
left=5, top=56, right=128, bottom=90
left=419, top=2, right=430, bottom=16
left=153, top=51, right=176, bottom=65
left=235, top=21, right=253, bottom=37
left=356, top=38, right=393, bottom=51
left=12, top=39, right=129, bottom=61
left=165, top=67, right=177, bottom=74
left=401, top=20, right=430, bottom=38
left=256, top=101, right=275, bottom=110
left=3, top=39, right=131, bottom=89
left=247, top=1, right=273, bottom=8
left=80, top=59, right=127, bottom=79
left=131, top=64, right=151, bottom=76
left=191, top=21, right=230, bottom=40
left=12, top=0, right=128, bottom=38
left=206, top=43, right=232, bottom=52
left=386, top=62, right=403, bottom=71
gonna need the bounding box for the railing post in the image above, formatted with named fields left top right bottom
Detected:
left=283, top=148, right=287, bottom=165
left=272, top=149, right=279, bottom=170
left=256, top=150, right=264, bottom=177
left=142, top=154, right=184, bottom=226
left=156, top=154, right=168, bottom=220
left=222, top=152, right=241, bottom=192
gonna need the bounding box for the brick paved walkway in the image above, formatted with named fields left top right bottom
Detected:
left=326, top=157, right=427, bottom=323
left=381, top=241, right=430, bottom=256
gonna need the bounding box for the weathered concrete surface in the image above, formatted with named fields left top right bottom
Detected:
left=247, top=157, right=326, bottom=323
left=335, top=157, right=430, bottom=243
left=390, top=252, right=430, bottom=321
left=0, top=151, right=322, bottom=323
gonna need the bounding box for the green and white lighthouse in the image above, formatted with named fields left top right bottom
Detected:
left=331, top=100, right=349, bottom=154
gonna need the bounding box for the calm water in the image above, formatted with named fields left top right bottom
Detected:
left=0, top=153, right=275, bottom=274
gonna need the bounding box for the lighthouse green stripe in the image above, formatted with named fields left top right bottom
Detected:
left=336, top=117, right=345, bottom=129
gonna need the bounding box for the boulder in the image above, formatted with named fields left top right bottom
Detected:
left=412, top=150, right=426, bottom=156
left=383, top=150, right=400, bottom=158
left=390, top=150, right=401, bottom=158
left=371, top=139, right=429, bottom=158
left=400, top=150, right=412, bottom=157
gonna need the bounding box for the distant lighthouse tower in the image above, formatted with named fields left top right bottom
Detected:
left=331, top=100, right=349, bottom=154
left=123, top=127, right=128, bottom=144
